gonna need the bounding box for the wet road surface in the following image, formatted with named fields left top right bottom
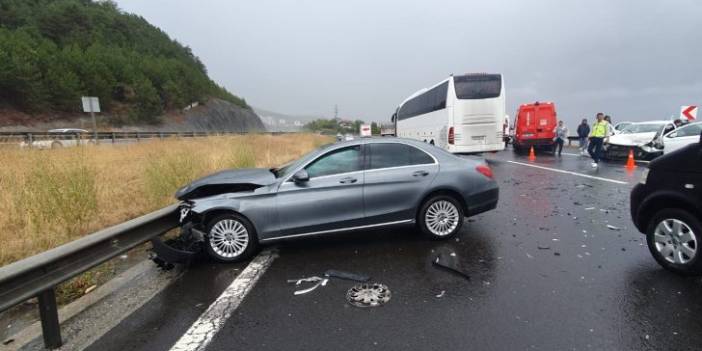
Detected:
left=87, top=149, right=702, bottom=351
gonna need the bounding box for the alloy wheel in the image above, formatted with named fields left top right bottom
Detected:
left=425, top=200, right=460, bottom=236
left=653, top=218, right=697, bottom=265
left=209, top=219, right=249, bottom=258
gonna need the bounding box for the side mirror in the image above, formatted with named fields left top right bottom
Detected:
left=292, top=169, right=309, bottom=183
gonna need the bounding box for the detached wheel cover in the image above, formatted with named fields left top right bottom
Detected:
left=209, top=218, right=249, bottom=258
left=652, top=218, right=697, bottom=265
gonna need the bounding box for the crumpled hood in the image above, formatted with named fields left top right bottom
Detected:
left=175, top=168, right=276, bottom=200
left=608, top=132, right=658, bottom=146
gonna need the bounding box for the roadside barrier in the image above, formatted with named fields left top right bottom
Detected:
left=0, top=205, right=180, bottom=349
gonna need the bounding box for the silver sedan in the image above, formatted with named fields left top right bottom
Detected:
left=175, top=138, right=499, bottom=262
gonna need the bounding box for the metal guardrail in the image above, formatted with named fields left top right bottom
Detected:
left=0, top=131, right=289, bottom=146
left=0, top=205, right=180, bottom=349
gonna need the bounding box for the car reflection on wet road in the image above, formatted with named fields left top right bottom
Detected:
left=87, top=150, right=702, bottom=351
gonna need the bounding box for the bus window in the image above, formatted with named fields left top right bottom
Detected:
left=454, top=74, right=501, bottom=99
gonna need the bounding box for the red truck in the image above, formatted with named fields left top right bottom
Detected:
left=512, top=102, right=557, bottom=153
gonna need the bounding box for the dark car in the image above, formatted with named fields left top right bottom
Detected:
left=630, top=131, right=702, bottom=274
left=170, top=138, right=499, bottom=262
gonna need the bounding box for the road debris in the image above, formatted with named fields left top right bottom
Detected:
left=537, top=244, right=551, bottom=250
left=432, top=256, right=471, bottom=280
left=607, top=225, right=621, bottom=231
left=287, top=276, right=329, bottom=295
left=436, top=290, right=446, bottom=298
left=346, top=283, right=392, bottom=307
left=84, top=285, right=97, bottom=294
left=324, top=269, right=369, bottom=282
left=585, top=207, right=596, bottom=211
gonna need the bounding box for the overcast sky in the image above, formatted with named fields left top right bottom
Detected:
left=114, top=0, right=701, bottom=126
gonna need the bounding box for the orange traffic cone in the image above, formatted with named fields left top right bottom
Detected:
left=528, top=146, right=536, bottom=161
left=626, top=149, right=636, bottom=170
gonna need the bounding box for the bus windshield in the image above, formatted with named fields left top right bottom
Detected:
left=454, top=74, right=502, bottom=100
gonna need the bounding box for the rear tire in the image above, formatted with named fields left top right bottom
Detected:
left=204, top=213, right=259, bottom=263
left=418, top=195, right=464, bottom=240
left=646, top=209, right=702, bottom=275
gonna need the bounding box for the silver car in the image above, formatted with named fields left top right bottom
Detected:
left=175, top=138, right=499, bottom=262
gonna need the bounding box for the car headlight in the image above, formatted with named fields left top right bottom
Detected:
left=640, top=168, right=649, bottom=184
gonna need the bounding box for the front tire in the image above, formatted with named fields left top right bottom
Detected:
left=646, top=209, right=702, bottom=275
left=205, top=213, right=258, bottom=262
left=418, top=195, right=464, bottom=240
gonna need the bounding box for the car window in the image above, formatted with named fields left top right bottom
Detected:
left=305, top=146, right=361, bottom=178
left=369, top=143, right=434, bottom=170
left=675, top=124, right=702, bottom=137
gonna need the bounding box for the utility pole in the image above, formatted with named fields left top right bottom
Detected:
left=334, top=104, right=338, bottom=120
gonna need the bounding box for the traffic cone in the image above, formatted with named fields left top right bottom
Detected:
left=528, top=146, right=536, bottom=161
left=626, top=149, right=636, bottom=170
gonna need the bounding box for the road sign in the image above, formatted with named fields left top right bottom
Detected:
left=81, top=96, right=100, bottom=143
left=681, top=105, right=697, bottom=121
left=82, top=97, right=100, bottom=113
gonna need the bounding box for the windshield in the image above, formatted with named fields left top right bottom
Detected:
left=453, top=74, right=502, bottom=99
left=621, top=123, right=665, bottom=134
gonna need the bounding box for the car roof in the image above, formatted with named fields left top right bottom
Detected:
left=629, top=120, right=671, bottom=125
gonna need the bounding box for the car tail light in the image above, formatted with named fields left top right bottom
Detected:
left=476, top=164, right=493, bottom=179
left=448, top=127, right=455, bottom=145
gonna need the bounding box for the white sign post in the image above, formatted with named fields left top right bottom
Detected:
left=82, top=97, right=100, bottom=143
left=680, top=105, right=697, bottom=121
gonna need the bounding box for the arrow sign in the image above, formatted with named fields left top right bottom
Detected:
left=681, top=105, right=697, bottom=121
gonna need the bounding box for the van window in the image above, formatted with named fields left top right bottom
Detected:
left=454, top=74, right=501, bottom=99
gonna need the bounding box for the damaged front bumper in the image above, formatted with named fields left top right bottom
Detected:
left=150, top=203, right=206, bottom=267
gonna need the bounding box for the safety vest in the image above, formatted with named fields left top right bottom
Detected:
left=590, top=121, right=608, bottom=138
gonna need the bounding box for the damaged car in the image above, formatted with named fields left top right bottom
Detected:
left=604, top=121, right=676, bottom=161
left=159, top=138, right=499, bottom=262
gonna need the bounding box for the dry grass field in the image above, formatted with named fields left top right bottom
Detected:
left=0, top=133, right=331, bottom=267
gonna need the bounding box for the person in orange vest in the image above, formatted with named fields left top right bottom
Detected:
left=587, top=113, right=609, bottom=168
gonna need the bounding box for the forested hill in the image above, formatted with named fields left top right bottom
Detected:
left=0, top=0, right=250, bottom=125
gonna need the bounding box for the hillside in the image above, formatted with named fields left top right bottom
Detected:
left=0, top=0, right=253, bottom=126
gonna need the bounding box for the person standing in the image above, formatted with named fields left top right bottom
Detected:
left=553, top=120, right=568, bottom=156
left=587, top=113, right=608, bottom=168
left=604, top=115, right=615, bottom=138
left=577, top=118, right=590, bottom=155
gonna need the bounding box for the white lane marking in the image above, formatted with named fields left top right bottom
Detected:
left=505, top=160, right=629, bottom=185
left=170, top=250, right=277, bottom=351
left=560, top=152, right=650, bottom=164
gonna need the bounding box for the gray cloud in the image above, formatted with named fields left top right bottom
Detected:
left=115, top=0, right=702, bottom=126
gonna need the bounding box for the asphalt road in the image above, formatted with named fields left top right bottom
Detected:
left=85, top=149, right=702, bottom=351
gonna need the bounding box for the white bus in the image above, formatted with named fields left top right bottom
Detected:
left=393, top=73, right=506, bottom=153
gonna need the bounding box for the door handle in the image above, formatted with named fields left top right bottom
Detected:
left=412, top=170, right=429, bottom=177
left=339, top=177, right=357, bottom=184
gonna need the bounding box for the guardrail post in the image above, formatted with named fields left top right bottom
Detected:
left=136, top=132, right=140, bottom=142
left=38, top=289, right=62, bottom=349
left=111, top=132, right=116, bottom=144
left=27, top=133, right=33, bottom=148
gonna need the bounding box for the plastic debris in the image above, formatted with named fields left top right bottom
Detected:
left=585, top=207, right=596, bottom=211
left=290, top=277, right=328, bottom=296
left=432, top=256, right=471, bottom=280
left=537, top=245, right=550, bottom=250
left=84, top=285, right=97, bottom=294
left=436, top=290, right=446, bottom=298
left=607, top=225, right=621, bottom=231
left=323, top=269, right=370, bottom=282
